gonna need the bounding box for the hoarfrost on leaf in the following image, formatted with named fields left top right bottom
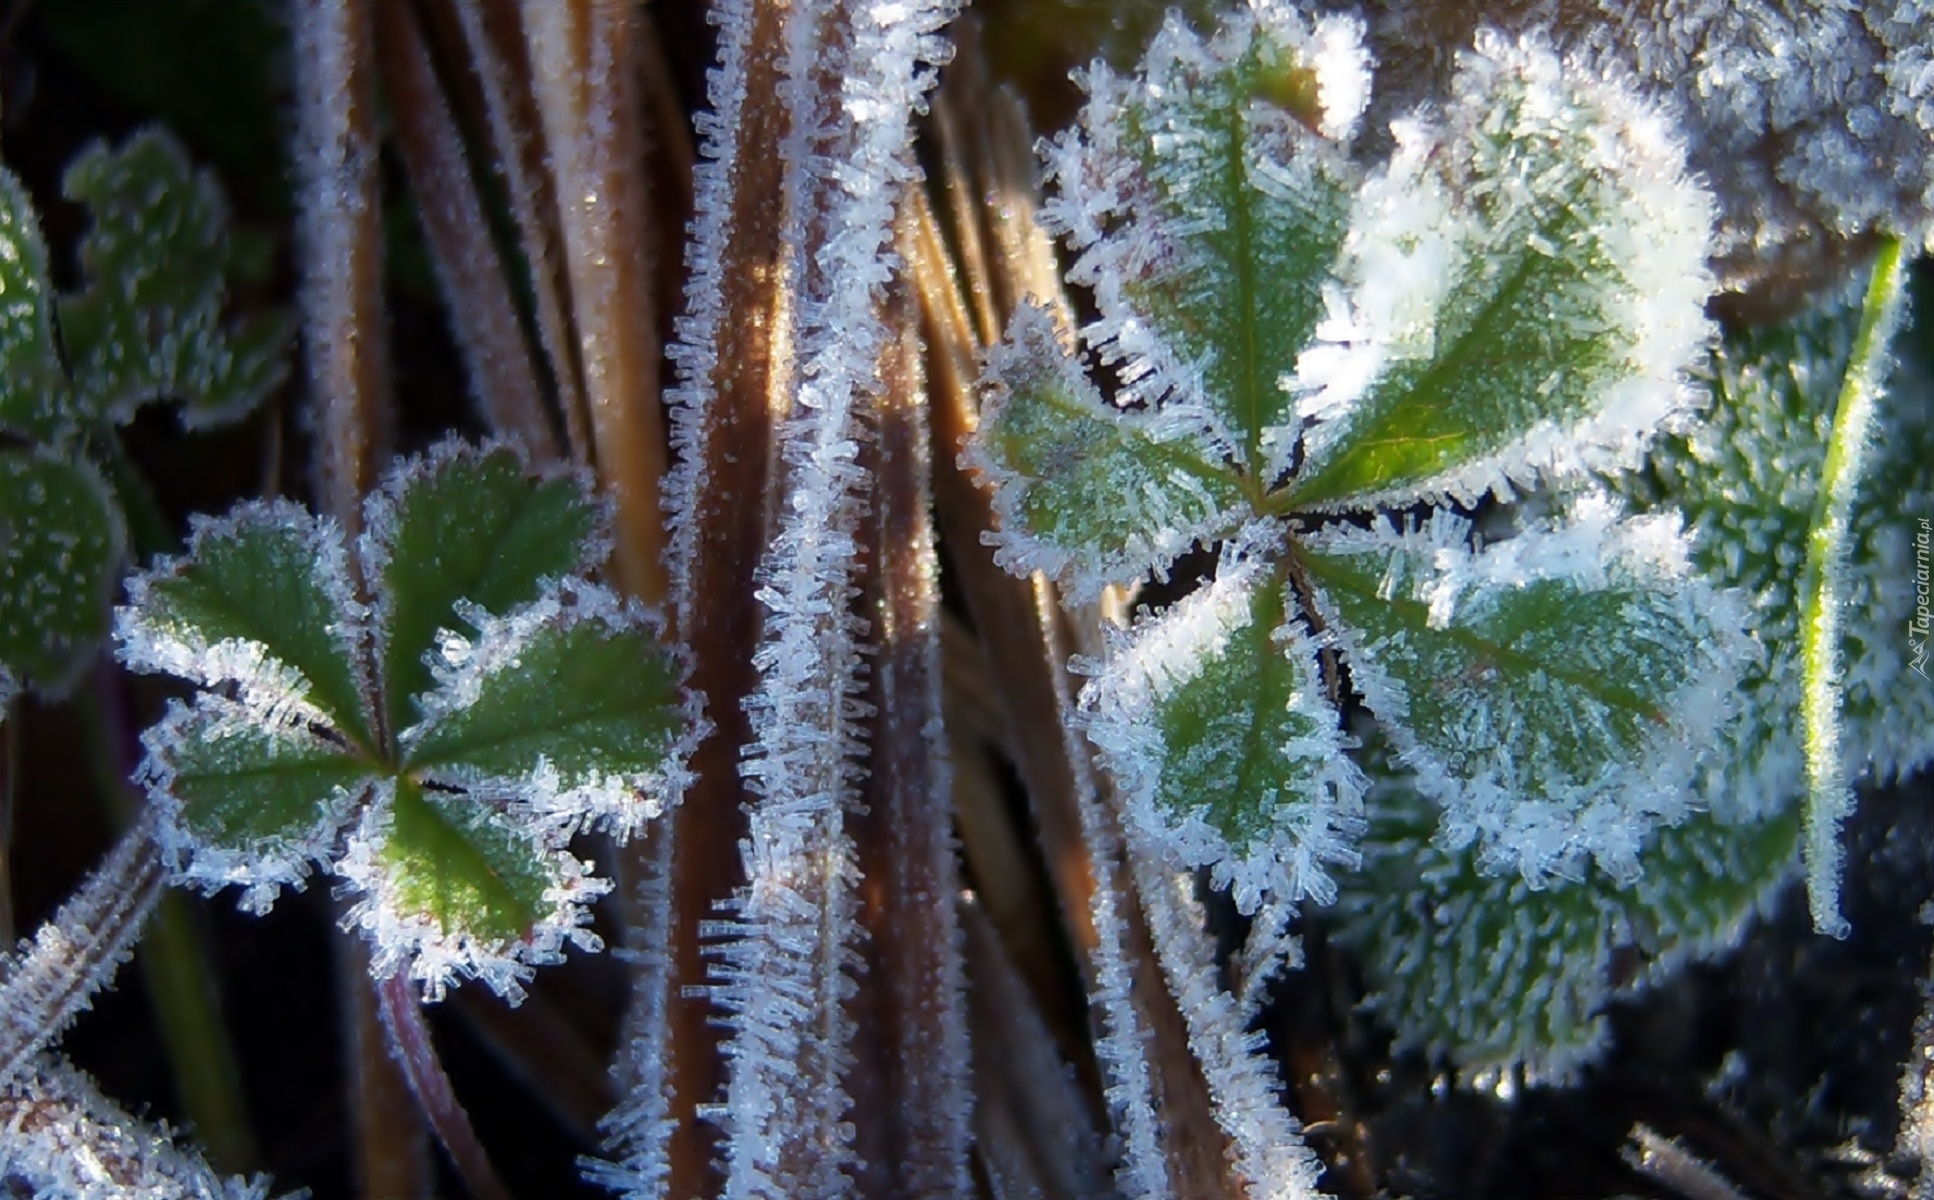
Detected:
left=1286, top=28, right=1715, bottom=511
left=1300, top=501, right=1744, bottom=883
left=0, top=450, right=125, bottom=699
left=118, top=442, right=693, bottom=1002
left=1080, top=524, right=1363, bottom=913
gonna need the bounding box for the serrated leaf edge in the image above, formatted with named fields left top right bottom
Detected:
left=116, top=497, right=374, bottom=736
left=336, top=778, right=609, bottom=1005
left=1078, top=521, right=1363, bottom=912
left=1302, top=498, right=1747, bottom=883
left=136, top=694, right=373, bottom=915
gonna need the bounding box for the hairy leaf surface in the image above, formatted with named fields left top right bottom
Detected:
left=1301, top=505, right=1739, bottom=881
left=0, top=168, right=68, bottom=443
left=1287, top=31, right=1712, bottom=510
left=57, top=128, right=292, bottom=428
left=0, top=451, right=124, bottom=697
left=969, top=304, right=1244, bottom=602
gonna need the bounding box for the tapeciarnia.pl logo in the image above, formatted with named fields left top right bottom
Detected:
left=1913, top=517, right=1931, bottom=679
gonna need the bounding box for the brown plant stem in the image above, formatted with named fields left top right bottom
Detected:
left=375, top=970, right=511, bottom=1200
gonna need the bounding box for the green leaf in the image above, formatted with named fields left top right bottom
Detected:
left=139, top=695, right=374, bottom=912
left=1333, top=726, right=1801, bottom=1075
left=118, top=501, right=375, bottom=750
left=0, top=167, right=72, bottom=443
left=373, top=776, right=551, bottom=947
left=365, top=439, right=601, bottom=737
left=1079, top=526, right=1360, bottom=911
left=1284, top=32, right=1713, bottom=511
left=1300, top=504, right=1740, bottom=882
left=401, top=581, right=685, bottom=836
left=0, top=450, right=125, bottom=697
left=1064, top=6, right=1361, bottom=471
left=57, top=128, right=293, bottom=429
left=968, top=303, right=1247, bottom=602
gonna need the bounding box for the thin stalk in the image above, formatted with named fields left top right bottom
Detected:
left=290, top=0, right=393, bottom=543
left=375, top=971, right=511, bottom=1200
left=520, top=0, right=670, bottom=604
left=1799, top=233, right=1907, bottom=937
left=78, top=666, right=257, bottom=1171
left=344, top=937, right=432, bottom=1200
left=377, top=0, right=559, bottom=461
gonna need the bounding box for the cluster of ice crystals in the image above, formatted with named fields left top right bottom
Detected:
left=695, top=2, right=957, bottom=1195
left=2, top=1054, right=276, bottom=1200
left=1291, top=28, right=1715, bottom=510
left=1079, top=524, right=1364, bottom=914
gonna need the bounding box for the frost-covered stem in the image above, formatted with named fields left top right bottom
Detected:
left=1898, top=941, right=1934, bottom=1200
left=80, top=668, right=255, bottom=1171
left=374, top=971, right=509, bottom=1200
left=847, top=265, right=972, bottom=1198
left=520, top=0, right=669, bottom=604
left=1800, top=233, right=1908, bottom=937
left=0, top=813, right=162, bottom=1092
left=290, top=0, right=390, bottom=541
left=1622, top=1125, right=1754, bottom=1200
left=0, top=1052, right=272, bottom=1200
left=1126, top=850, right=1327, bottom=1200
left=450, top=0, right=593, bottom=465
left=585, top=821, right=677, bottom=1199
left=962, top=902, right=1113, bottom=1200
left=376, top=0, right=558, bottom=462
left=710, top=1, right=955, bottom=1193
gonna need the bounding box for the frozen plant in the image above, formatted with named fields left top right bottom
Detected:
left=116, top=438, right=697, bottom=1002
left=967, top=2, right=1740, bottom=928
left=0, top=128, right=292, bottom=709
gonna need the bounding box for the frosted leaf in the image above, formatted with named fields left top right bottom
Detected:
left=1041, top=2, right=1366, bottom=472
left=1300, top=501, right=1743, bottom=882
left=0, top=164, right=68, bottom=443
left=1286, top=29, right=1714, bottom=511
left=0, top=449, right=125, bottom=699
left=360, top=437, right=602, bottom=736
left=337, top=776, right=607, bottom=1004
left=968, top=303, right=1246, bottom=602
left=137, top=695, right=373, bottom=912
left=57, top=128, right=293, bottom=429
left=2, top=1053, right=278, bottom=1200
left=1078, top=523, right=1363, bottom=913
left=1333, top=725, right=1801, bottom=1075
left=400, top=579, right=689, bottom=843
left=117, top=499, right=375, bottom=750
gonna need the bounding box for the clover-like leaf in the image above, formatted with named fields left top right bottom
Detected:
left=1079, top=525, right=1362, bottom=912
left=1044, top=5, right=1366, bottom=473
left=339, top=777, right=606, bottom=1003
left=1300, top=501, right=1743, bottom=882
left=968, top=304, right=1247, bottom=601
left=0, top=450, right=125, bottom=698
left=0, top=167, right=70, bottom=443
left=362, top=438, right=602, bottom=737
left=401, top=580, right=687, bottom=841
left=118, top=500, right=374, bottom=750
left=137, top=694, right=374, bottom=913
left=57, top=128, right=292, bottom=428
left=1334, top=726, right=1801, bottom=1075
left=1286, top=29, right=1714, bottom=511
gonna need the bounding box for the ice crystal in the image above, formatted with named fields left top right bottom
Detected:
left=968, top=2, right=1733, bottom=920
left=117, top=439, right=693, bottom=1001
left=1340, top=250, right=1934, bottom=1070
left=692, top=1, right=958, bottom=1195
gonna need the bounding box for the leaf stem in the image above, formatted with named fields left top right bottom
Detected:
left=374, top=969, right=511, bottom=1200
left=1798, top=233, right=1908, bottom=938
